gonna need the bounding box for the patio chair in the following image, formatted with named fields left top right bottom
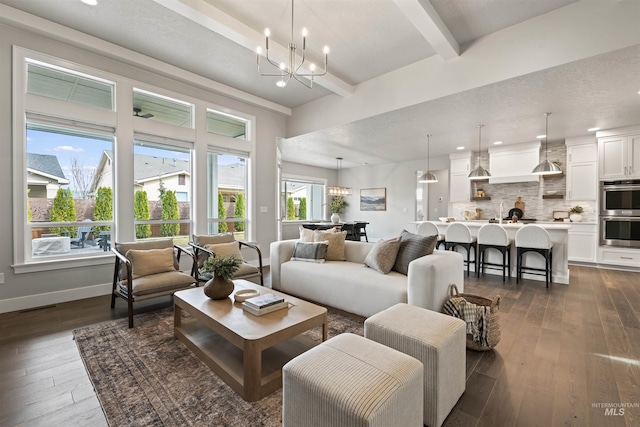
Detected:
left=70, top=220, right=94, bottom=248
left=111, top=239, right=198, bottom=328
left=189, top=233, right=263, bottom=286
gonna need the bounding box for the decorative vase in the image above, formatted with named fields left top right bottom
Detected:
left=331, top=213, right=340, bottom=224
left=569, top=213, right=582, bottom=222
left=203, top=275, right=234, bottom=300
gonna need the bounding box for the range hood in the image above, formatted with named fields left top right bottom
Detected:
left=488, top=142, right=541, bottom=184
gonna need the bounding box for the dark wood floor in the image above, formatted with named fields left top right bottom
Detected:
left=0, top=265, right=638, bottom=426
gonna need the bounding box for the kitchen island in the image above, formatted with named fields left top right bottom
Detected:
left=413, top=221, right=571, bottom=284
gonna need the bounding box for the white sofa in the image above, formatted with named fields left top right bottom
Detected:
left=270, top=239, right=464, bottom=318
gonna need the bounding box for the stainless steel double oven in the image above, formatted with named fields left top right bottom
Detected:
left=600, top=180, right=640, bottom=248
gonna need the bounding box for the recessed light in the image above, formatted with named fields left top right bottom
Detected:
left=81, top=0, right=97, bottom=5
left=587, top=127, right=600, bottom=132
left=493, top=141, right=503, bottom=145
left=456, top=146, right=465, bottom=150
left=536, top=134, right=546, bottom=139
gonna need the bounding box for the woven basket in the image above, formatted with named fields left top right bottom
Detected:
left=446, top=284, right=501, bottom=351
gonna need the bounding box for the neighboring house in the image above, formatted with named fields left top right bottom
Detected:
left=26, top=153, right=69, bottom=198
left=91, top=151, right=245, bottom=203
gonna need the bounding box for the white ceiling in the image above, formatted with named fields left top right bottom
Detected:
left=1, top=0, right=639, bottom=169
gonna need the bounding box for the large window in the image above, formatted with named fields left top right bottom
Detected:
left=26, top=123, right=114, bottom=259
left=208, top=151, right=248, bottom=238
left=281, top=177, right=325, bottom=221
left=207, top=109, right=248, bottom=139
left=133, top=141, right=192, bottom=244
left=133, top=89, right=193, bottom=128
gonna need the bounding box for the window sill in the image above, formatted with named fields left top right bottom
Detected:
left=13, top=253, right=114, bottom=274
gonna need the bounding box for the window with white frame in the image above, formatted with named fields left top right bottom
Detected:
left=207, top=150, right=248, bottom=238
left=281, top=177, right=325, bottom=221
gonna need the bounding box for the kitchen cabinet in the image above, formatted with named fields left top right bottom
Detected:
left=449, top=153, right=471, bottom=203
left=598, top=134, right=640, bottom=179
left=566, top=139, right=597, bottom=201
left=598, top=246, right=640, bottom=268
left=568, top=223, right=597, bottom=263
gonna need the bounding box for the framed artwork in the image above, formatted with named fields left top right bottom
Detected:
left=360, top=188, right=386, bottom=211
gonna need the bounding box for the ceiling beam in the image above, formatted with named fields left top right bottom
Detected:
left=151, top=0, right=354, bottom=97
left=391, top=0, right=459, bottom=60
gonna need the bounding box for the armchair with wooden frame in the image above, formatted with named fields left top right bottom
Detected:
left=189, top=234, right=263, bottom=286
left=111, top=239, right=198, bottom=328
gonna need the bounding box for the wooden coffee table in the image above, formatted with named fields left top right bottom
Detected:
left=174, top=279, right=327, bottom=402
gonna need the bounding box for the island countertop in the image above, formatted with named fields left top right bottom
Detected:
left=412, top=221, right=570, bottom=284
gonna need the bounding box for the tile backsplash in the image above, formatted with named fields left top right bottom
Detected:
left=451, top=141, right=597, bottom=222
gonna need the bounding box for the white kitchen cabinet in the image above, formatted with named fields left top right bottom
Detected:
left=598, top=246, right=640, bottom=267
left=449, top=153, right=471, bottom=203
left=568, top=223, right=597, bottom=263
left=566, top=139, right=597, bottom=201
left=599, top=134, right=640, bottom=179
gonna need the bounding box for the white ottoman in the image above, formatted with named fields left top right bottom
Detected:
left=282, top=333, right=423, bottom=427
left=365, top=303, right=466, bottom=427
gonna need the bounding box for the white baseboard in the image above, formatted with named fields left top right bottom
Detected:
left=0, top=282, right=112, bottom=314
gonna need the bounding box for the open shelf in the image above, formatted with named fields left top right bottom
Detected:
left=541, top=172, right=564, bottom=179
left=542, top=194, right=564, bottom=199
left=472, top=196, right=492, bottom=201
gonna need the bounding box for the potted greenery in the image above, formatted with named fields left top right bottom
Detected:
left=200, top=255, right=242, bottom=299
left=568, top=205, right=584, bottom=222
left=329, top=196, right=347, bottom=224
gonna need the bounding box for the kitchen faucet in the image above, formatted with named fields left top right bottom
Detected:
left=499, top=202, right=504, bottom=224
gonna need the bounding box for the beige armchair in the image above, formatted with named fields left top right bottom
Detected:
left=189, top=234, right=263, bottom=286
left=111, top=239, right=198, bottom=328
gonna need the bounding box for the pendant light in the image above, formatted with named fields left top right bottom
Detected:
left=418, top=134, right=438, bottom=183
left=468, top=124, right=491, bottom=180
left=532, top=113, right=562, bottom=175
left=326, top=157, right=352, bottom=196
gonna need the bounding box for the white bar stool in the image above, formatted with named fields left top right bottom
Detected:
left=515, top=225, right=553, bottom=288
left=477, top=223, right=512, bottom=281
left=444, top=223, right=477, bottom=276
left=416, top=222, right=445, bottom=250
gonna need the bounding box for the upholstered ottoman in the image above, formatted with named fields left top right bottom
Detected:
left=364, top=303, right=466, bottom=427
left=282, top=333, right=423, bottom=427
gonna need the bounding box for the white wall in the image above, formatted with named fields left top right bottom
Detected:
left=0, top=22, right=286, bottom=312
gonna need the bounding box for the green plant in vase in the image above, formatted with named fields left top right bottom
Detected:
left=200, top=255, right=242, bottom=299
left=568, top=205, right=584, bottom=222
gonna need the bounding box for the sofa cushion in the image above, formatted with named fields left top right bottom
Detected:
left=204, top=241, right=243, bottom=260
left=314, top=230, right=347, bottom=261
left=364, top=236, right=401, bottom=274
left=393, top=230, right=437, bottom=275
left=299, top=226, right=315, bottom=242
left=291, top=241, right=328, bottom=263
left=125, top=247, right=176, bottom=279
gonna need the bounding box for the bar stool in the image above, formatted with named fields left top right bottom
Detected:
left=445, top=223, right=477, bottom=276
left=416, top=222, right=445, bottom=250
left=515, top=225, right=553, bottom=288
left=477, top=224, right=512, bottom=281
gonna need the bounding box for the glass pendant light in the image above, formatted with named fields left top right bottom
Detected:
left=468, top=124, right=491, bottom=180
left=326, top=157, right=352, bottom=196
left=532, top=113, right=562, bottom=175
left=418, top=134, right=438, bottom=183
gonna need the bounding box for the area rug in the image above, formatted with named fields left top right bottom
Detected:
left=73, top=307, right=364, bottom=427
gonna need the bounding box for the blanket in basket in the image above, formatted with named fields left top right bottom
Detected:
left=443, top=297, right=491, bottom=348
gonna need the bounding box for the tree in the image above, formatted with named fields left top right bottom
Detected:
left=93, top=187, right=112, bottom=232
left=160, top=190, right=180, bottom=236
left=134, top=190, right=151, bottom=239
left=298, top=197, right=307, bottom=220
left=234, top=192, right=245, bottom=232
left=287, top=197, right=295, bottom=220
left=49, top=188, right=77, bottom=236
left=218, top=192, right=228, bottom=232
left=70, top=156, right=102, bottom=199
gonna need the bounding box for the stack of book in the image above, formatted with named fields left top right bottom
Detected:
left=241, top=293, right=289, bottom=316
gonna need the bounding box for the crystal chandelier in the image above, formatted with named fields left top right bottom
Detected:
left=256, top=0, right=329, bottom=88
left=327, top=157, right=352, bottom=196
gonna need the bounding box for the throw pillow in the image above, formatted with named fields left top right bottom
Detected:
left=291, top=241, right=329, bottom=263
left=364, top=236, right=402, bottom=274
left=299, top=225, right=315, bottom=242
left=314, top=230, right=347, bottom=261
left=204, top=241, right=244, bottom=261
left=125, top=247, right=176, bottom=279
left=392, top=230, right=437, bottom=275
